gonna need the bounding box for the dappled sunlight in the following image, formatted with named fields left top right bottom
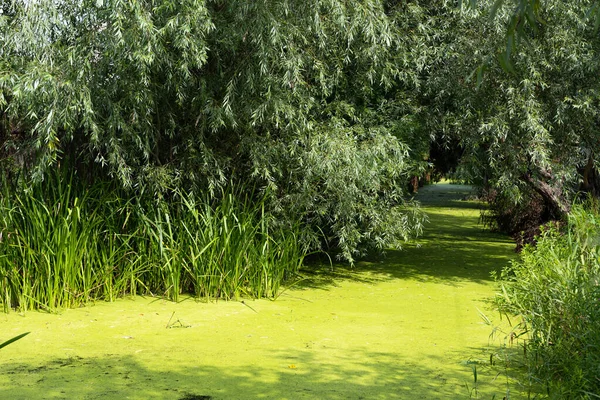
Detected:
left=297, top=192, right=515, bottom=289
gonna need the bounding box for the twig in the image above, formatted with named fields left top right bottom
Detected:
left=240, top=301, right=258, bottom=313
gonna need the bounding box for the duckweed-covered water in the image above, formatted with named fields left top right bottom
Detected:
left=1, top=184, right=524, bottom=399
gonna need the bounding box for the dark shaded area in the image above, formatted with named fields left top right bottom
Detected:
left=0, top=349, right=489, bottom=399
left=579, top=156, right=600, bottom=198
left=429, top=139, right=464, bottom=178
left=481, top=188, right=558, bottom=251
left=414, top=183, right=480, bottom=206
left=297, top=184, right=513, bottom=291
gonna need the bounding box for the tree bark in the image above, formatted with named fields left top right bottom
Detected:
left=521, top=171, right=571, bottom=219
left=580, top=156, right=600, bottom=199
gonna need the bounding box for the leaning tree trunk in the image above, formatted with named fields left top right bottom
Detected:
left=521, top=170, right=571, bottom=219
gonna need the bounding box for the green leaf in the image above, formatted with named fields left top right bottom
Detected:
left=490, top=0, right=504, bottom=20
left=0, top=332, right=30, bottom=350
left=496, top=51, right=515, bottom=74
left=476, top=65, right=484, bottom=89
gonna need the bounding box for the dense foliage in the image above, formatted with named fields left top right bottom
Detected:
left=481, top=188, right=548, bottom=250
left=1, top=0, right=600, bottom=394
left=496, top=205, right=600, bottom=398
left=0, top=0, right=426, bottom=262
left=3, top=0, right=597, bottom=258
left=415, top=0, right=600, bottom=245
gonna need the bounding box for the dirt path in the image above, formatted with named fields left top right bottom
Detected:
left=0, top=184, right=518, bottom=399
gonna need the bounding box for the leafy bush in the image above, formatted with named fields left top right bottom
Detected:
left=495, top=204, right=600, bottom=398
left=254, top=122, right=425, bottom=263
left=1, top=1, right=427, bottom=263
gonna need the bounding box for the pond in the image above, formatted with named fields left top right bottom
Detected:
left=0, top=184, right=528, bottom=399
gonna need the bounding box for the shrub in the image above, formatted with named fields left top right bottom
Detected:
left=495, top=204, right=600, bottom=398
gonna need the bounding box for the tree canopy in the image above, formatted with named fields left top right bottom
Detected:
left=418, top=0, right=600, bottom=217
left=1, top=0, right=427, bottom=261
left=1, top=0, right=599, bottom=259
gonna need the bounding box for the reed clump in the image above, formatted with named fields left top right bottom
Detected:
left=0, top=174, right=305, bottom=312
left=496, top=203, right=600, bottom=398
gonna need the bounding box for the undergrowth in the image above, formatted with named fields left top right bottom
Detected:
left=480, top=188, right=554, bottom=252
left=495, top=203, right=600, bottom=398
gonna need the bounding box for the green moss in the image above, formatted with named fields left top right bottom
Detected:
left=0, top=184, right=530, bottom=399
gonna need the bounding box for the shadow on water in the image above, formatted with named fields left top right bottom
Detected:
left=423, top=199, right=485, bottom=210
left=297, top=238, right=513, bottom=290
left=414, top=183, right=477, bottom=201
left=297, top=186, right=515, bottom=291
left=0, top=349, right=490, bottom=399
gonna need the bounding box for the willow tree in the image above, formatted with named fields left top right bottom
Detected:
left=0, top=0, right=425, bottom=261
left=422, top=0, right=600, bottom=218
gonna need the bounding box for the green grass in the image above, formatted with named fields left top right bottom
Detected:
left=135, top=188, right=305, bottom=302
left=0, top=174, right=124, bottom=310
left=496, top=204, right=600, bottom=399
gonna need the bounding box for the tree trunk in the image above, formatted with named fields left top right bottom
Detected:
left=580, top=156, right=600, bottom=199
left=521, top=171, right=571, bottom=219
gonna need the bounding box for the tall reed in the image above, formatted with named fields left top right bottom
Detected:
left=0, top=173, right=305, bottom=312
left=0, top=174, right=139, bottom=311
left=136, top=188, right=305, bottom=302
left=496, top=203, right=600, bottom=398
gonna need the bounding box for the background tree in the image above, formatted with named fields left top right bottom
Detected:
left=422, top=0, right=600, bottom=224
